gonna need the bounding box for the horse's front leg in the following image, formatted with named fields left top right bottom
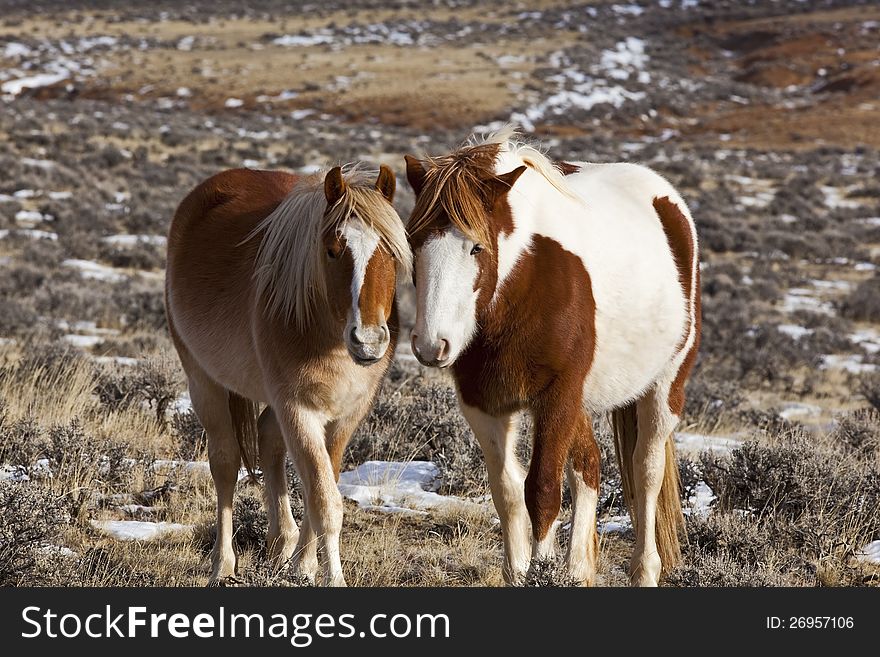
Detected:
left=565, top=412, right=600, bottom=586
left=525, top=385, right=580, bottom=573
left=458, top=399, right=531, bottom=585
left=277, top=404, right=346, bottom=587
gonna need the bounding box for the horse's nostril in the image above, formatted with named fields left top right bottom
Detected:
left=438, top=338, right=450, bottom=360
left=350, top=327, right=362, bottom=345
left=380, top=324, right=389, bottom=341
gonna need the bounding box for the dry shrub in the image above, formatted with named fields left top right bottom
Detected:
left=0, top=481, right=69, bottom=586
left=94, top=359, right=178, bottom=428
left=686, top=428, right=880, bottom=586
left=171, top=409, right=206, bottom=460
left=840, top=274, right=880, bottom=321
left=347, top=367, right=486, bottom=496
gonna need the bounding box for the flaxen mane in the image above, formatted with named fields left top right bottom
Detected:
left=246, top=164, right=411, bottom=330
left=408, top=125, right=580, bottom=249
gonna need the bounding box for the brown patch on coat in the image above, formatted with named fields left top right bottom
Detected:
left=555, top=161, right=581, bottom=176
left=569, top=413, right=600, bottom=491
left=668, top=268, right=701, bottom=416
left=652, top=195, right=701, bottom=417
left=454, top=234, right=597, bottom=541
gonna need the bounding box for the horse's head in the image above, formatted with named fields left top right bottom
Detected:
left=404, top=149, right=526, bottom=367
left=322, top=165, right=409, bottom=365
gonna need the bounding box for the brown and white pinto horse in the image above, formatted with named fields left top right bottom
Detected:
left=165, top=165, right=411, bottom=586
left=405, top=128, right=700, bottom=586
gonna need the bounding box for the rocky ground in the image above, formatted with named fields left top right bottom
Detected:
left=1, top=0, right=879, bottom=587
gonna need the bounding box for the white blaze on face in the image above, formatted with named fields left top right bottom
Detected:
left=413, top=227, right=480, bottom=364
left=342, top=219, right=381, bottom=327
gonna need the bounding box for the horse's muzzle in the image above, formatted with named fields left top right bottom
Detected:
left=347, top=324, right=389, bottom=365
left=411, top=333, right=451, bottom=368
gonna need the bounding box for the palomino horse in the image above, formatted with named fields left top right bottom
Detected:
left=404, top=128, right=700, bottom=587
left=165, top=165, right=411, bottom=586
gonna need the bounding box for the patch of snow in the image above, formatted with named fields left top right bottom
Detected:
left=15, top=209, right=52, bottom=225
left=513, top=85, right=645, bottom=131
left=820, top=354, right=877, bottom=374
left=857, top=540, right=880, bottom=564
left=224, top=97, right=244, bottom=108
left=674, top=432, right=740, bottom=454
left=686, top=481, right=715, bottom=515
left=777, top=402, right=823, bottom=421
left=612, top=4, right=645, bottom=16
left=777, top=324, right=813, bottom=340
left=101, top=234, right=167, bottom=247
left=273, top=34, right=334, bottom=47
left=780, top=288, right=834, bottom=316
left=255, top=89, right=299, bottom=103
left=176, top=36, right=195, bottom=51
left=810, top=278, right=852, bottom=292
left=821, top=185, right=863, bottom=210
left=62, top=334, right=105, bottom=349
left=173, top=393, right=192, bottom=413
left=62, top=259, right=128, bottom=283
left=599, top=37, right=648, bottom=81
left=3, top=42, right=32, bottom=59
left=93, top=356, right=139, bottom=367
left=851, top=328, right=880, bottom=354
left=37, top=544, right=78, bottom=558
left=21, top=157, right=56, bottom=169
left=290, top=109, right=315, bottom=120
left=90, top=520, right=192, bottom=542
left=0, top=228, right=57, bottom=241
left=338, top=460, right=478, bottom=513
left=598, top=515, right=632, bottom=534
left=0, top=464, right=30, bottom=481
left=1, top=71, right=69, bottom=95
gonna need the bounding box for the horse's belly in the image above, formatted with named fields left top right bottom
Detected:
left=169, top=293, right=269, bottom=402
left=581, top=268, right=687, bottom=413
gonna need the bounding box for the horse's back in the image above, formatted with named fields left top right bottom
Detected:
left=558, top=163, right=697, bottom=411
left=166, top=168, right=299, bottom=401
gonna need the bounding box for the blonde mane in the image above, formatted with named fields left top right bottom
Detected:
left=408, top=125, right=580, bottom=249
left=247, top=164, right=411, bottom=330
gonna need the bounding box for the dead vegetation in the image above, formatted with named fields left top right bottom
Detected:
left=1, top=0, right=879, bottom=587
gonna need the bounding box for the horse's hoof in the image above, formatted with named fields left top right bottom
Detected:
left=207, top=575, right=243, bottom=587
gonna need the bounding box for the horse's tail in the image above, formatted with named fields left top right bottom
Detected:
left=228, top=392, right=260, bottom=481
left=611, top=402, right=683, bottom=574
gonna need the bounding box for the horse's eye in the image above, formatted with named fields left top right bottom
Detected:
left=470, top=244, right=483, bottom=256
left=327, top=247, right=337, bottom=259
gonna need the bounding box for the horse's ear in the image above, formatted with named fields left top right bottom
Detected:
left=324, top=166, right=346, bottom=206
left=404, top=155, right=426, bottom=196
left=375, top=164, right=396, bottom=202
left=490, top=165, right=527, bottom=196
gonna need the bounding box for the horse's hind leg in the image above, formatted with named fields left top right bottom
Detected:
left=565, top=412, right=600, bottom=586
left=258, top=407, right=299, bottom=567
left=187, top=373, right=241, bottom=585
left=630, top=380, right=682, bottom=587
left=458, top=400, right=531, bottom=584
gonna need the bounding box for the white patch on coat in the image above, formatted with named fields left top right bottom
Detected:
left=493, top=152, right=696, bottom=413
left=342, top=219, right=381, bottom=326
left=413, top=228, right=480, bottom=362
